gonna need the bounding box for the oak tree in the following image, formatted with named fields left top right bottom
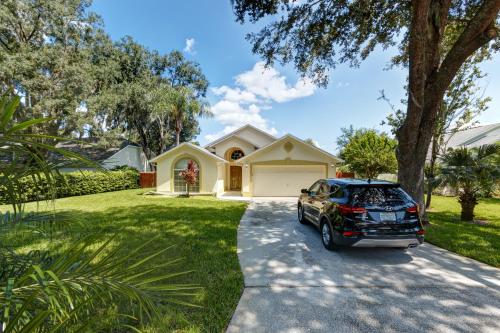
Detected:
left=232, top=0, right=500, bottom=210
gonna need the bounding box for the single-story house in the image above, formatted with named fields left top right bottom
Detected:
left=54, top=140, right=151, bottom=172
left=150, top=125, right=343, bottom=197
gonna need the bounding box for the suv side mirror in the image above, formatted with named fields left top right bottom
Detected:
left=301, top=189, right=309, bottom=194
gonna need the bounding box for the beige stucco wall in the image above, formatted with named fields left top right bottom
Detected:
left=155, top=145, right=223, bottom=194
left=241, top=138, right=338, bottom=196
left=237, top=127, right=275, bottom=147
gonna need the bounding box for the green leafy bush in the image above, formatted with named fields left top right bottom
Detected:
left=0, top=170, right=139, bottom=204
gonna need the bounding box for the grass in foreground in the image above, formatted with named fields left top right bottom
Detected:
left=426, top=195, right=500, bottom=268
left=0, top=189, right=247, bottom=332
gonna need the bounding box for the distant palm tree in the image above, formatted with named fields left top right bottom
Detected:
left=439, top=144, right=499, bottom=221
left=163, top=86, right=211, bottom=146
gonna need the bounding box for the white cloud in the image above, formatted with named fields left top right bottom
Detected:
left=205, top=101, right=278, bottom=142
left=236, top=62, right=315, bottom=103
left=205, top=62, right=316, bottom=142
left=211, top=86, right=257, bottom=104
left=183, top=38, right=195, bottom=54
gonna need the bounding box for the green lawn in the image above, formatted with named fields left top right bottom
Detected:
left=426, top=195, right=500, bottom=268
left=0, top=189, right=247, bottom=332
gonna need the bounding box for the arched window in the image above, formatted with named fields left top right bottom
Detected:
left=230, top=149, right=245, bottom=161
left=173, top=158, right=200, bottom=193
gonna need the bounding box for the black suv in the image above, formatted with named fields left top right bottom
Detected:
left=297, top=178, right=425, bottom=250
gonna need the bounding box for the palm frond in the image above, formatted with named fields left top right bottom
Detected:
left=0, top=93, right=200, bottom=331
left=0, top=236, right=199, bottom=331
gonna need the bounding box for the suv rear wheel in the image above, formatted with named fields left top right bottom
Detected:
left=320, top=220, right=337, bottom=251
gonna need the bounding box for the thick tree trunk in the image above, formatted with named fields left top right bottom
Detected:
left=397, top=0, right=441, bottom=212
left=176, top=130, right=180, bottom=146
left=396, top=0, right=498, bottom=216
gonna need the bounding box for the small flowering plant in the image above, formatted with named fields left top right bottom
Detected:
left=179, top=160, right=199, bottom=197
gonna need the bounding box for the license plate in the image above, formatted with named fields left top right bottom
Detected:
left=380, top=212, right=396, bottom=221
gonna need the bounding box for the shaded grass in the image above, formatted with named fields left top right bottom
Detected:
left=426, top=196, right=500, bottom=268
left=0, top=189, right=248, bottom=332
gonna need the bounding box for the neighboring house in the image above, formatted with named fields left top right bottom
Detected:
left=425, top=123, right=500, bottom=162
left=54, top=140, right=150, bottom=172
left=443, top=123, right=500, bottom=150
left=150, top=124, right=343, bottom=197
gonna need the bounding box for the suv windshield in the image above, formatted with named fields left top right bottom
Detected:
left=349, top=186, right=410, bottom=207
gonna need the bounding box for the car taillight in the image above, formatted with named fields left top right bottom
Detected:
left=338, top=204, right=366, bottom=215
left=343, top=231, right=362, bottom=237
left=416, top=229, right=425, bottom=235
left=406, top=205, right=419, bottom=213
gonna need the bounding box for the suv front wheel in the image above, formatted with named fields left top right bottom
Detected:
left=320, top=220, right=337, bottom=251
left=298, top=204, right=307, bottom=224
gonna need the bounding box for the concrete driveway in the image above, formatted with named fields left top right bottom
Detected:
left=227, top=199, right=500, bottom=333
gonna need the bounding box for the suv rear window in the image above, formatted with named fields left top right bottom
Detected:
left=348, top=186, right=410, bottom=207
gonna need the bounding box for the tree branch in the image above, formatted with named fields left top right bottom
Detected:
left=26, top=13, right=42, bottom=43
left=433, top=0, right=500, bottom=96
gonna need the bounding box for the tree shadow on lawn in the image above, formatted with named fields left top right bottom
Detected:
left=426, top=210, right=500, bottom=268
left=5, top=203, right=247, bottom=332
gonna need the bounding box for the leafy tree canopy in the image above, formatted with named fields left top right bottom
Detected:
left=0, top=0, right=103, bottom=137
left=0, top=1, right=210, bottom=160
left=233, top=0, right=499, bottom=86
left=341, top=129, right=397, bottom=179
left=93, top=37, right=209, bottom=158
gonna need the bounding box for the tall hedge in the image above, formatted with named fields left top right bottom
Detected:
left=0, top=170, right=139, bottom=204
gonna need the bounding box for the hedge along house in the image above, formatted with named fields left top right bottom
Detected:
left=151, top=125, right=343, bottom=197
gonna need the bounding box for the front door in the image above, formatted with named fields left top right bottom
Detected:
left=230, top=166, right=242, bottom=191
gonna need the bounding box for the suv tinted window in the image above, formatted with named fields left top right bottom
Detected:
left=318, top=182, right=330, bottom=195
left=308, top=181, right=321, bottom=194
left=330, top=185, right=345, bottom=198
left=349, top=186, right=410, bottom=207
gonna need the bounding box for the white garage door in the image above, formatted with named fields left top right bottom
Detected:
left=252, top=165, right=325, bottom=197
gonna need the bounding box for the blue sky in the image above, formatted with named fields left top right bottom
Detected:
left=91, top=0, right=500, bottom=153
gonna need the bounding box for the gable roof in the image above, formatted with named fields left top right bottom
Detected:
left=238, top=134, right=343, bottom=163
left=149, top=142, right=227, bottom=163
left=51, top=139, right=140, bottom=162
left=206, top=133, right=261, bottom=150
left=204, top=124, right=277, bottom=148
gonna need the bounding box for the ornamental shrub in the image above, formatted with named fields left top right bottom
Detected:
left=0, top=170, right=139, bottom=204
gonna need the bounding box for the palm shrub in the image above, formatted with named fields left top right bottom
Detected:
left=0, top=94, right=198, bottom=331
left=439, top=144, right=500, bottom=221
